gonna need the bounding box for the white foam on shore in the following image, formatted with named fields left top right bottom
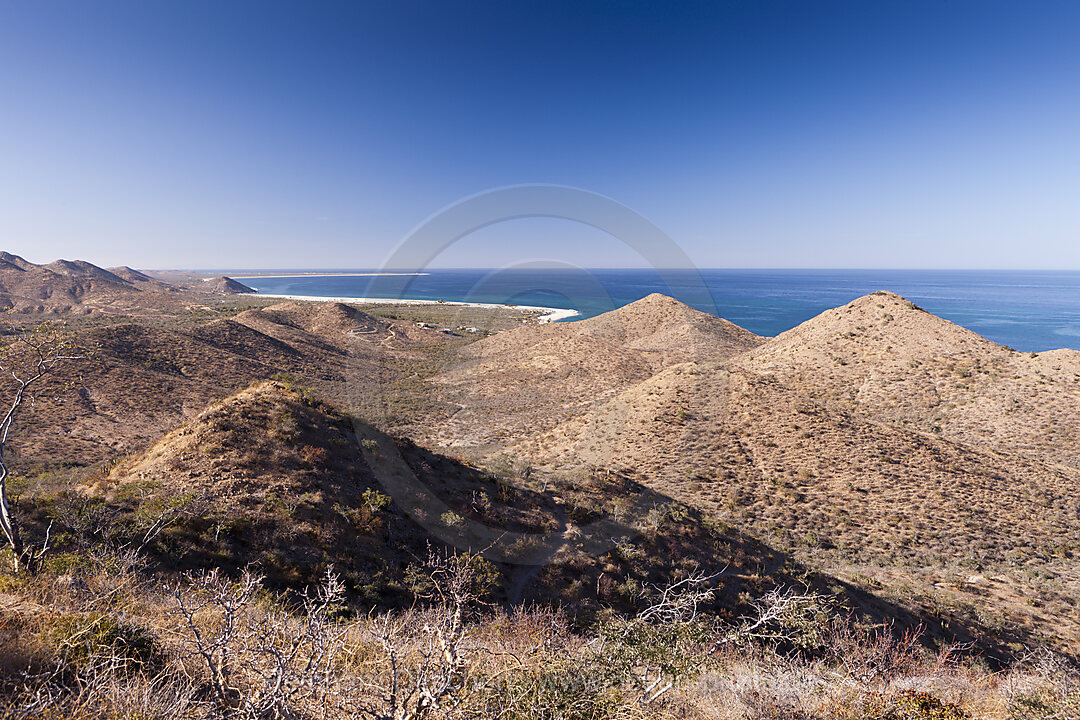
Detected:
left=248, top=293, right=580, bottom=324
left=231, top=272, right=429, bottom=279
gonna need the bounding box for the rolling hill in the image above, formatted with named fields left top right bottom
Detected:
left=80, top=379, right=829, bottom=622
left=204, top=275, right=257, bottom=294
left=497, top=292, right=1080, bottom=655
left=0, top=252, right=183, bottom=315
left=13, top=299, right=453, bottom=471
left=426, top=293, right=764, bottom=452
left=736, top=291, right=1080, bottom=468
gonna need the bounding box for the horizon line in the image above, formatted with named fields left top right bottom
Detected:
left=149, top=266, right=1080, bottom=273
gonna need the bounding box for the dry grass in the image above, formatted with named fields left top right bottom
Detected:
left=421, top=293, right=764, bottom=453
left=1, top=557, right=1077, bottom=719
left=512, top=314, right=1080, bottom=656
left=3, top=277, right=1080, bottom=717
left=739, top=292, right=1080, bottom=469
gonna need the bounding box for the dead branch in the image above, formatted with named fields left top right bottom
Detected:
left=0, top=321, right=85, bottom=573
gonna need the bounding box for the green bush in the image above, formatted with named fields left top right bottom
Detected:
left=362, top=488, right=391, bottom=513
left=45, top=612, right=161, bottom=673
left=42, top=551, right=87, bottom=575
left=479, top=661, right=627, bottom=720
left=892, top=690, right=969, bottom=720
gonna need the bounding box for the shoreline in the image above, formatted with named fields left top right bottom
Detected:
left=246, top=292, right=581, bottom=323
left=228, top=272, right=430, bottom=279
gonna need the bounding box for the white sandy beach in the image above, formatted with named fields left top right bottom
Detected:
left=249, top=292, right=580, bottom=323
left=229, top=272, right=429, bottom=279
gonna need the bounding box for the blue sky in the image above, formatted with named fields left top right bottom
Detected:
left=1, top=1, right=1078, bottom=269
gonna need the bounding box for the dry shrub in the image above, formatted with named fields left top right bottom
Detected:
left=2, top=554, right=1079, bottom=720
left=826, top=617, right=924, bottom=689
left=998, top=649, right=1080, bottom=719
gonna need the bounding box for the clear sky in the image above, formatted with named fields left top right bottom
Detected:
left=1, top=1, right=1079, bottom=270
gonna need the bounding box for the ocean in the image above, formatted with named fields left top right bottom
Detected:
left=233, top=269, right=1080, bottom=352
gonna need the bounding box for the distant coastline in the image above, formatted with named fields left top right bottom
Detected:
left=250, top=292, right=581, bottom=324
left=232, top=268, right=1080, bottom=351
left=230, top=272, right=429, bottom=279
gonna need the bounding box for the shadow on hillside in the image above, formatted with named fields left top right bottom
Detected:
left=15, top=408, right=1046, bottom=668
left=363, top=440, right=1040, bottom=666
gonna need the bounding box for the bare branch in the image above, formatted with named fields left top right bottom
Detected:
left=0, top=320, right=86, bottom=573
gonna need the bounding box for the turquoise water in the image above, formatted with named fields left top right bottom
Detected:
left=234, top=269, right=1080, bottom=352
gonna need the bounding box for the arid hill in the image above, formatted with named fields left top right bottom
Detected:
left=0, top=253, right=189, bottom=315
left=106, top=265, right=154, bottom=283
left=14, top=299, right=453, bottom=471
left=78, top=380, right=824, bottom=620
left=106, top=265, right=178, bottom=291
left=736, top=291, right=1080, bottom=468
left=5, top=269, right=1080, bottom=720
left=84, top=380, right=407, bottom=590
left=519, top=359, right=1080, bottom=561
left=204, top=275, right=256, bottom=294
left=5, top=274, right=1080, bottom=660
left=0, top=251, right=36, bottom=270
left=44, top=259, right=130, bottom=283
left=506, top=294, right=1080, bottom=655
left=521, top=363, right=1080, bottom=651
left=232, top=301, right=401, bottom=350
left=463, top=292, right=762, bottom=366
left=426, top=293, right=764, bottom=452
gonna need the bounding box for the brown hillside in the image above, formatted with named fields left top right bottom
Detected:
left=205, top=275, right=256, bottom=294
left=0, top=253, right=189, bottom=315
left=737, top=291, right=1080, bottom=467
left=233, top=301, right=400, bottom=348
left=0, top=251, right=36, bottom=270
left=230, top=301, right=451, bottom=399
left=107, top=265, right=177, bottom=291
left=97, top=381, right=359, bottom=496
left=426, top=293, right=764, bottom=452
left=78, top=366, right=1046, bottom=654
left=17, top=321, right=313, bottom=468
left=467, top=292, right=762, bottom=362
left=45, top=259, right=128, bottom=283
left=516, top=358, right=1080, bottom=653
left=81, top=380, right=814, bottom=619
left=107, top=265, right=153, bottom=282
left=4, top=271, right=1076, bottom=672
left=86, top=380, right=409, bottom=591
left=12, top=300, right=452, bottom=470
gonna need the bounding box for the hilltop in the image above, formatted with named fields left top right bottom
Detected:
left=463, top=292, right=763, bottom=364
left=426, top=293, right=764, bottom=451
left=74, top=379, right=824, bottom=619
left=203, top=275, right=257, bottom=294
left=77, top=379, right=498, bottom=596
left=0, top=252, right=187, bottom=315
left=736, top=291, right=1080, bottom=467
